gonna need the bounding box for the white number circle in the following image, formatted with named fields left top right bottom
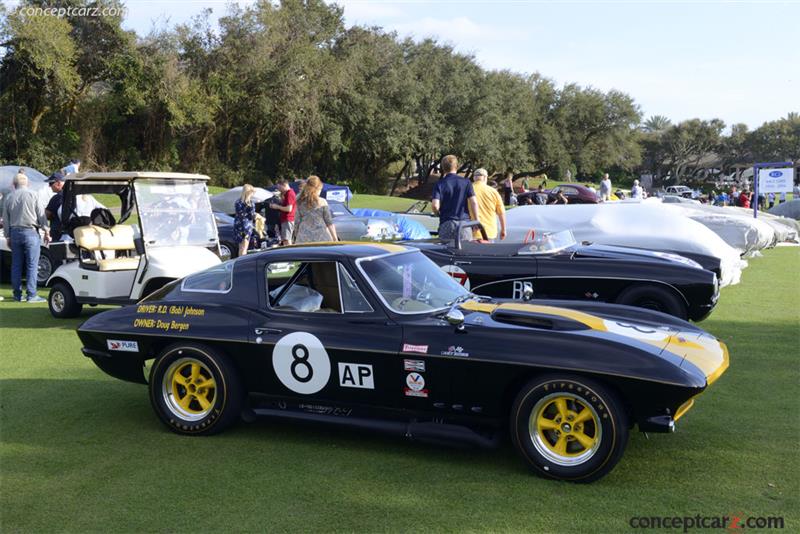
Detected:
left=272, top=332, right=331, bottom=395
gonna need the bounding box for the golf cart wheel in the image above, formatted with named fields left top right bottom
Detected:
left=48, top=282, right=83, bottom=318
left=219, top=241, right=236, bottom=261
left=37, top=248, right=53, bottom=286
left=511, top=374, right=629, bottom=483
left=616, top=284, right=687, bottom=319
left=149, top=344, right=243, bottom=435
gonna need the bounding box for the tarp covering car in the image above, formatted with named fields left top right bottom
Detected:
left=769, top=199, right=800, bottom=220
left=505, top=202, right=747, bottom=287
left=210, top=186, right=274, bottom=214
left=0, top=165, right=52, bottom=213
left=350, top=208, right=431, bottom=240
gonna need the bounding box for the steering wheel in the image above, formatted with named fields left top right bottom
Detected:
left=523, top=229, right=536, bottom=244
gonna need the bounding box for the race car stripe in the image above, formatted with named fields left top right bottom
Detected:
left=459, top=301, right=608, bottom=332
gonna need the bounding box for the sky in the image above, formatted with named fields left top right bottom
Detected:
left=10, top=0, right=799, bottom=128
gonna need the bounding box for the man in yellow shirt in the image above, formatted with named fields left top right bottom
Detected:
left=469, top=168, right=506, bottom=241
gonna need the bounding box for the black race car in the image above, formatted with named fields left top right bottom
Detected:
left=76, top=243, right=728, bottom=482
left=407, top=227, right=720, bottom=321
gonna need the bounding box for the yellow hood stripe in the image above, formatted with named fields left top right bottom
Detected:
left=459, top=301, right=608, bottom=331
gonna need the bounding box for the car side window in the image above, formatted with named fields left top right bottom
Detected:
left=266, top=261, right=370, bottom=313
left=338, top=264, right=373, bottom=312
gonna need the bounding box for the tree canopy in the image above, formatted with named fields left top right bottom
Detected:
left=1, top=0, right=797, bottom=190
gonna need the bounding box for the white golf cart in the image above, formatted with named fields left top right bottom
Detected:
left=47, top=172, right=221, bottom=318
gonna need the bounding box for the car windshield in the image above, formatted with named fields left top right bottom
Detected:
left=358, top=250, right=468, bottom=313
left=517, top=229, right=577, bottom=255
left=328, top=201, right=350, bottom=216
left=135, top=179, right=217, bottom=247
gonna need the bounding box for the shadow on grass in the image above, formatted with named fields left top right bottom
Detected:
left=0, top=303, right=111, bottom=329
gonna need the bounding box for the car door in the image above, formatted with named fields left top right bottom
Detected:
left=249, top=257, right=402, bottom=411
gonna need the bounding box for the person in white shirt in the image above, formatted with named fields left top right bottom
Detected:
left=630, top=180, right=643, bottom=199
left=599, top=173, right=612, bottom=202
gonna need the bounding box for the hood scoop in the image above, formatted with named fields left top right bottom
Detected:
left=491, top=308, right=591, bottom=331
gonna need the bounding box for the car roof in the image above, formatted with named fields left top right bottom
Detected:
left=65, top=171, right=210, bottom=182
left=240, top=241, right=412, bottom=263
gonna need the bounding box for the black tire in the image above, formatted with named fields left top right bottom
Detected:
left=510, top=374, right=629, bottom=483
left=48, top=282, right=83, bottom=318
left=149, top=343, right=243, bottom=435
left=616, top=284, right=687, bottom=320
left=37, top=248, right=53, bottom=286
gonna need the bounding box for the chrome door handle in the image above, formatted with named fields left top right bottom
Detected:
left=454, top=261, right=472, bottom=265
left=254, top=327, right=282, bottom=335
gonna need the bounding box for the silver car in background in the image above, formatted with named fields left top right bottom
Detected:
left=328, top=201, right=403, bottom=241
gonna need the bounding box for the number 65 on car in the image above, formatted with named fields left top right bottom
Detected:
left=76, top=243, right=729, bottom=482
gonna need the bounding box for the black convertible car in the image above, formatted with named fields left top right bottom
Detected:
left=408, top=228, right=720, bottom=321
left=76, top=243, right=728, bottom=482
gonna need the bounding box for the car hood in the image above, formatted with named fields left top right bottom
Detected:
left=574, top=244, right=703, bottom=269
left=458, top=300, right=728, bottom=385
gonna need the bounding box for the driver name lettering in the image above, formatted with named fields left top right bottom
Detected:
left=136, top=304, right=205, bottom=318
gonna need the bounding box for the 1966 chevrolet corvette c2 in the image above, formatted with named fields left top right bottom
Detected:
left=76, top=243, right=729, bottom=482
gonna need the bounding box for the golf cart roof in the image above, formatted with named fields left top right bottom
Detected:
left=65, top=172, right=210, bottom=182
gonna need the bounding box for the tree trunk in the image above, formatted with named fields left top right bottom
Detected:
left=389, top=160, right=410, bottom=196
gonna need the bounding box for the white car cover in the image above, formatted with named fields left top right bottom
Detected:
left=505, top=202, right=747, bottom=287
left=210, top=186, right=274, bottom=214
left=769, top=199, right=800, bottom=220
left=658, top=201, right=777, bottom=256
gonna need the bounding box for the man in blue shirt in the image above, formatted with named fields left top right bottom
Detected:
left=431, top=155, right=479, bottom=242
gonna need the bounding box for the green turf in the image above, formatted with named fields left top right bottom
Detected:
left=1, top=248, right=798, bottom=532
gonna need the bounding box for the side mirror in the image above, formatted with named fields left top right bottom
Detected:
left=522, top=285, right=534, bottom=301
left=445, top=307, right=465, bottom=330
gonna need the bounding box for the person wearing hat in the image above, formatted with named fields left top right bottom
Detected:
left=468, top=168, right=506, bottom=241
left=46, top=171, right=66, bottom=241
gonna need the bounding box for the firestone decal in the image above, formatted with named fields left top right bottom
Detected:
left=273, top=332, right=331, bottom=394
left=402, top=343, right=428, bottom=354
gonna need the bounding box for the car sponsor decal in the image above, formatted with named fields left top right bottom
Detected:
left=338, top=363, right=374, bottom=389
left=440, top=345, right=469, bottom=357
left=404, top=372, right=428, bottom=398
left=440, top=264, right=471, bottom=290
left=107, top=339, right=138, bottom=352
left=402, top=343, right=428, bottom=354
left=403, top=359, right=426, bottom=372
left=273, top=332, right=331, bottom=395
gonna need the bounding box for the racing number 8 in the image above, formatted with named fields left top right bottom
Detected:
left=290, top=344, right=313, bottom=383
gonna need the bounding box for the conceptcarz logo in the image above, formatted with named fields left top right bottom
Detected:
left=629, top=514, right=784, bottom=532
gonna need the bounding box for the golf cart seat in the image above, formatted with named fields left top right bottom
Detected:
left=73, top=225, right=140, bottom=271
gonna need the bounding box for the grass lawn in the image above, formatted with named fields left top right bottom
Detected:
left=1, top=248, right=798, bottom=532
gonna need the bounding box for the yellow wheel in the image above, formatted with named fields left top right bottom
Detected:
left=511, top=375, right=629, bottom=482
left=163, top=359, right=218, bottom=420
left=530, top=393, right=601, bottom=466
left=149, top=344, right=243, bottom=435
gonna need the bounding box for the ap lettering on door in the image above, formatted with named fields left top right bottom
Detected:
left=338, top=363, right=374, bottom=389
